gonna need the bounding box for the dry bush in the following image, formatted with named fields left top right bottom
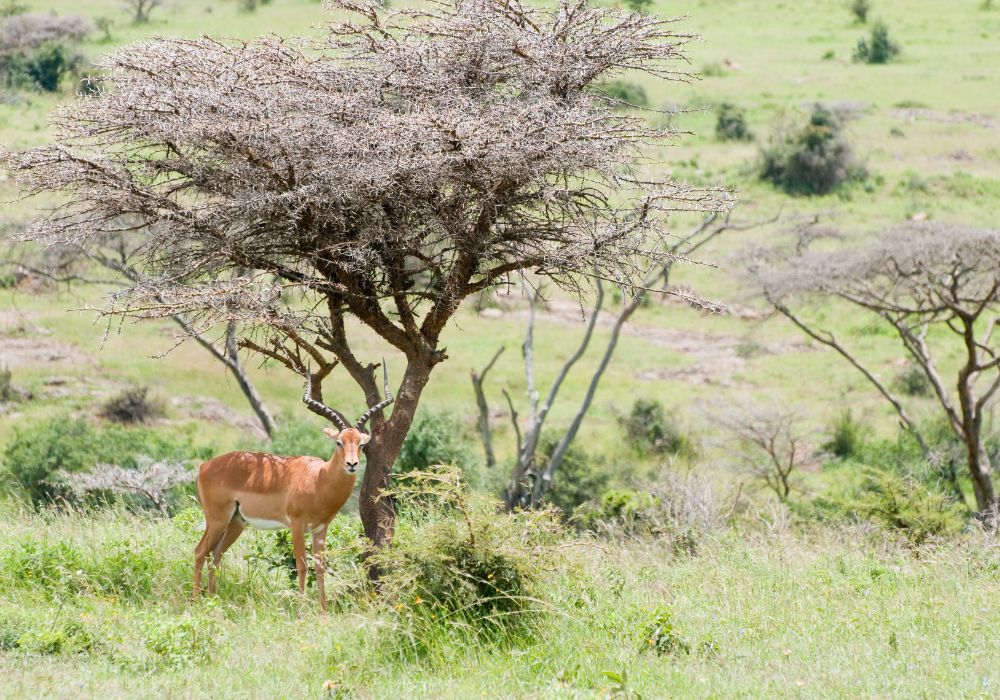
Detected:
left=60, top=457, right=194, bottom=513
left=100, top=386, right=165, bottom=424
left=0, top=13, right=92, bottom=53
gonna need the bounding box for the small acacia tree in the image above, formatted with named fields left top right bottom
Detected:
left=4, top=0, right=716, bottom=550
left=752, top=222, right=1000, bottom=516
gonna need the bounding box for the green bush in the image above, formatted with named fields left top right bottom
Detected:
left=760, top=105, right=864, bottom=196
left=1, top=416, right=206, bottom=504
left=573, top=488, right=657, bottom=531
left=396, top=410, right=480, bottom=487
left=593, top=79, right=649, bottom=108
left=893, top=364, right=932, bottom=397
left=3, top=41, right=81, bottom=91
left=853, top=21, right=900, bottom=64
left=825, top=409, right=868, bottom=458
left=537, top=435, right=610, bottom=517
left=715, top=102, right=753, bottom=142
left=618, top=398, right=693, bottom=457
left=373, top=467, right=563, bottom=655
left=139, top=613, right=214, bottom=668
left=813, top=468, right=966, bottom=544
left=265, top=416, right=333, bottom=458
left=850, top=0, right=870, bottom=23
left=640, top=606, right=690, bottom=656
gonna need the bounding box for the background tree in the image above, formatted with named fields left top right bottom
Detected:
left=751, top=222, right=1000, bottom=515
left=122, top=0, right=161, bottom=24
left=3, top=0, right=718, bottom=552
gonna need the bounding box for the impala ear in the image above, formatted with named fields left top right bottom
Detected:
left=323, top=427, right=341, bottom=440
left=360, top=433, right=371, bottom=446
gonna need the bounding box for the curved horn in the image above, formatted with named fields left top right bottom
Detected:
left=355, top=359, right=394, bottom=429
left=301, top=366, right=350, bottom=430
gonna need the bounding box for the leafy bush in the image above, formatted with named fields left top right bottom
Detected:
left=715, top=102, right=753, bottom=142
left=825, top=409, right=868, bottom=458
left=593, top=79, right=649, bottom=108
left=893, top=363, right=932, bottom=397
left=1, top=416, right=206, bottom=504
left=537, top=435, right=610, bottom=517
left=14, top=617, right=95, bottom=655
left=814, top=468, right=966, bottom=543
left=266, top=416, right=333, bottom=458
left=100, top=386, right=165, bottom=424
left=373, top=467, right=563, bottom=655
left=139, top=613, right=214, bottom=668
left=760, top=105, right=864, bottom=196
left=854, top=21, right=900, bottom=64
left=640, top=606, right=690, bottom=656
left=618, top=398, right=693, bottom=457
left=396, top=410, right=480, bottom=487
left=0, top=14, right=91, bottom=91
left=850, top=0, right=870, bottom=23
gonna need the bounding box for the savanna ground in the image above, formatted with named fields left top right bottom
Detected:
left=1, top=0, right=999, bottom=698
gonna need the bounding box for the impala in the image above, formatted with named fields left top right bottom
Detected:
left=193, top=364, right=393, bottom=609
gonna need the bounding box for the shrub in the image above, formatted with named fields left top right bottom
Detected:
left=1, top=416, right=205, bottom=504
left=100, top=386, right=165, bottom=424
left=715, top=102, right=753, bottom=142
left=759, top=105, right=864, bottom=196
left=139, top=613, right=214, bottom=668
left=640, top=606, right=690, bottom=656
left=12, top=41, right=81, bottom=91
left=850, top=0, right=870, bottom=23
left=265, top=416, right=333, bottom=458
left=893, top=363, right=932, bottom=397
left=593, top=79, right=649, bottom=109
left=536, top=435, right=610, bottom=517
left=854, top=21, right=900, bottom=64
left=0, top=13, right=91, bottom=92
left=622, top=0, right=653, bottom=12
left=396, top=410, right=480, bottom=488
left=61, top=458, right=194, bottom=514
left=825, top=409, right=868, bottom=458
left=618, top=398, right=693, bottom=457
left=373, top=467, right=563, bottom=655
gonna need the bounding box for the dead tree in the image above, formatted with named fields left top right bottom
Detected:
left=4, top=0, right=722, bottom=554
left=751, top=222, right=1000, bottom=516
left=713, top=400, right=809, bottom=502
left=471, top=210, right=761, bottom=509
left=122, top=0, right=160, bottom=24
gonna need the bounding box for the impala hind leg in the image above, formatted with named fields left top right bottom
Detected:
left=208, top=519, right=246, bottom=594
left=194, top=519, right=229, bottom=596
left=290, top=521, right=308, bottom=599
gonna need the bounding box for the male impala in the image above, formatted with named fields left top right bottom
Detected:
left=194, top=365, right=393, bottom=609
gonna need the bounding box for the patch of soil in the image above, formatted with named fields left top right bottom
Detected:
left=891, top=108, right=997, bottom=130
left=0, top=336, right=94, bottom=368
left=170, top=395, right=268, bottom=441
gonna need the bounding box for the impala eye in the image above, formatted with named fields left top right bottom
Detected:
left=336, top=440, right=343, bottom=447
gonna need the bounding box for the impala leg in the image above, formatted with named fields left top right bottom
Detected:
left=290, top=521, right=308, bottom=599
left=312, top=527, right=328, bottom=612
left=209, top=519, right=246, bottom=594
left=194, top=519, right=229, bottom=597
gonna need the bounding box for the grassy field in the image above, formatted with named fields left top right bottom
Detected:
left=1, top=0, right=999, bottom=697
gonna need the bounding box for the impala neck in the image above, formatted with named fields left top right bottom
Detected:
left=318, top=447, right=357, bottom=489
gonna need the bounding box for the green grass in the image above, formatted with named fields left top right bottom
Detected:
left=0, top=501, right=997, bottom=699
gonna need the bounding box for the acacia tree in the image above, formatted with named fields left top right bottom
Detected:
left=4, top=0, right=716, bottom=549
left=751, top=222, right=1000, bottom=516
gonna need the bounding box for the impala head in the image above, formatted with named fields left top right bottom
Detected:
left=301, top=360, right=394, bottom=477
left=323, top=426, right=370, bottom=474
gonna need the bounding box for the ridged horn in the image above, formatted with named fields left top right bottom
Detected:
left=355, top=359, right=394, bottom=429
left=301, top=366, right=350, bottom=430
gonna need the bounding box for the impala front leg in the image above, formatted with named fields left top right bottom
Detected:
left=290, top=521, right=308, bottom=599
left=312, top=526, right=328, bottom=612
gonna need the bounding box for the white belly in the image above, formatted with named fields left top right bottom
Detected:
left=243, top=516, right=288, bottom=530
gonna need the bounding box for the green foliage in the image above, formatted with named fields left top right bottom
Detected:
left=640, top=606, right=690, bottom=656
left=537, top=435, right=610, bottom=517
left=850, top=0, right=871, bottom=23
left=622, top=0, right=653, bottom=12
left=3, top=41, right=82, bottom=91
left=1, top=416, right=206, bottom=504
left=760, top=105, right=864, bottom=195
left=373, top=467, right=564, bottom=656
left=100, top=386, right=165, bottom=424
left=854, top=21, right=900, bottom=64
left=573, top=488, right=657, bottom=531
left=618, top=398, right=693, bottom=457
left=139, top=613, right=214, bottom=668
left=265, top=416, right=332, bottom=458
left=893, top=363, right=932, bottom=397
left=0, top=535, right=161, bottom=601
left=14, top=616, right=95, bottom=655
left=825, top=409, right=868, bottom=458
left=593, top=79, right=649, bottom=108
left=814, top=468, right=967, bottom=543
left=715, top=102, right=753, bottom=142
left=396, top=410, right=480, bottom=487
